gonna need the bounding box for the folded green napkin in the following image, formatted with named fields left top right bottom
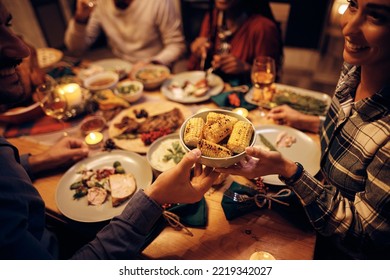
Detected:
left=221, top=182, right=262, bottom=221
left=167, top=197, right=207, bottom=227
left=141, top=197, right=207, bottom=250
left=211, top=90, right=257, bottom=111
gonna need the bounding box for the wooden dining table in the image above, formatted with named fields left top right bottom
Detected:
left=4, top=77, right=319, bottom=260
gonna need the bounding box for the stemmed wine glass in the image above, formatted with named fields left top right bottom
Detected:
left=36, top=76, right=69, bottom=137
left=251, top=56, right=276, bottom=117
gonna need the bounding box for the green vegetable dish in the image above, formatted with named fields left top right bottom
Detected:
left=272, top=89, right=329, bottom=116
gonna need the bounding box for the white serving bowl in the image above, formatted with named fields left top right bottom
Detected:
left=179, top=109, right=256, bottom=168
left=146, top=133, right=185, bottom=177
left=133, top=64, right=170, bottom=90
left=114, top=80, right=143, bottom=103
left=83, top=71, right=119, bottom=91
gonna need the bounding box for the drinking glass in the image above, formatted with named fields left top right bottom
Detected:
left=251, top=56, right=276, bottom=117
left=36, top=76, right=68, bottom=136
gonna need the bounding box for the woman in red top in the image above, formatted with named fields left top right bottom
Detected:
left=188, top=0, right=283, bottom=85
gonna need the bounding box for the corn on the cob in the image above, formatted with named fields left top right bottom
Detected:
left=183, top=117, right=204, bottom=147
left=227, top=121, right=253, bottom=154
left=206, top=112, right=238, bottom=125
left=202, top=119, right=232, bottom=143
left=197, top=139, right=232, bottom=158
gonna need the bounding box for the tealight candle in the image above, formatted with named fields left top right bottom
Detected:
left=232, top=107, right=249, bottom=118
left=85, top=132, right=104, bottom=149
left=58, top=83, right=83, bottom=108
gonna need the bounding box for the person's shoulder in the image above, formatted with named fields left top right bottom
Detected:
left=246, top=15, right=278, bottom=32
left=248, top=15, right=277, bottom=27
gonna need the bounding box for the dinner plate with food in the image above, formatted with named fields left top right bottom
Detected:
left=254, top=124, right=320, bottom=186
left=245, top=83, right=331, bottom=116
left=55, top=150, right=152, bottom=222
left=161, top=71, right=224, bottom=103
left=108, top=101, right=192, bottom=153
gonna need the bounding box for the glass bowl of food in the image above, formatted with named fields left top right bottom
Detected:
left=114, top=80, right=143, bottom=103
left=133, top=64, right=170, bottom=90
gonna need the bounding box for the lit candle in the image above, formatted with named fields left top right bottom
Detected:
left=232, top=107, right=249, bottom=118
left=58, top=83, right=83, bottom=108
left=85, top=132, right=104, bottom=149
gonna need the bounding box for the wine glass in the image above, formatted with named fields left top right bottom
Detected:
left=36, top=76, right=69, bottom=137
left=251, top=56, right=276, bottom=117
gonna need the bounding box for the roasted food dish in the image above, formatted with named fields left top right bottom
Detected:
left=113, top=108, right=184, bottom=145
left=183, top=111, right=254, bottom=158
left=69, top=161, right=136, bottom=207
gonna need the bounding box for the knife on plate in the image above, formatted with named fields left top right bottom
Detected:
left=257, top=133, right=278, bottom=152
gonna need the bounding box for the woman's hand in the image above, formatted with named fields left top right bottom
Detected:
left=212, top=54, right=250, bottom=75
left=267, top=105, right=320, bottom=133
left=29, top=137, right=89, bottom=174
left=190, top=37, right=210, bottom=59
left=145, top=149, right=220, bottom=205
left=215, top=147, right=297, bottom=179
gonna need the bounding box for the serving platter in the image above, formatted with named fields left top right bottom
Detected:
left=255, top=124, right=321, bottom=186
left=245, top=83, right=331, bottom=116
left=161, top=71, right=224, bottom=103
left=55, top=150, right=152, bottom=222
left=108, top=101, right=192, bottom=153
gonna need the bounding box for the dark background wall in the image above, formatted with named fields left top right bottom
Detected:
left=29, top=0, right=332, bottom=50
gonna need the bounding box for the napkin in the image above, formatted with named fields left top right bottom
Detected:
left=221, top=182, right=262, bottom=221
left=141, top=197, right=207, bottom=251
left=211, top=90, right=257, bottom=111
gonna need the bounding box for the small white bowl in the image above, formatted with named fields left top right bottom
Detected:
left=146, top=133, right=185, bottom=177
left=179, top=109, right=256, bottom=168
left=83, top=71, right=119, bottom=91
left=114, top=80, right=143, bottom=103
left=133, top=64, right=170, bottom=90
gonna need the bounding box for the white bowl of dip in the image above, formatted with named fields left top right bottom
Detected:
left=146, top=133, right=186, bottom=177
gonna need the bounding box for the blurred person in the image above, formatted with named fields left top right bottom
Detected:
left=217, top=0, right=390, bottom=259
left=0, top=1, right=219, bottom=259
left=64, top=0, right=186, bottom=67
left=188, top=0, right=283, bottom=84
left=0, top=37, right=44, bottom=113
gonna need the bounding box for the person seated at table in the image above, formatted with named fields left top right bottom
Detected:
left=64, top=0, right=186, bottom=68
left=187, top=0, right=283, bottom=85
left=0, top=1, right=220, bottom=259
left=0, top=37, right=45, bottom=114
left=216, top=0, right=390, bottom=259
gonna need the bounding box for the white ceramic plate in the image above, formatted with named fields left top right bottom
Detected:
left=254, top=125, right=321, bottom=186
left=91, top=58, right=133, bottom=79
left=161, top=71, right=224, bottom=103
left=55, top=150, right=152, bottom=222
left=245, top=83, right=331, bottom=115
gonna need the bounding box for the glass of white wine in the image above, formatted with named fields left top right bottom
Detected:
left=36, top=76, right=68, bottom=136
left=251, top=56, right=276, bottom=117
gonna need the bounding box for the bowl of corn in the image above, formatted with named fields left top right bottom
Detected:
left=179, top=109, right=256, bottom=168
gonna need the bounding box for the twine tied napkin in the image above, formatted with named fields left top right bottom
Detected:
left=221, top=182, right=292, bottom=221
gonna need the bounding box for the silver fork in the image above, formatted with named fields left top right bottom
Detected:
left=224, top=189, right=252, bottom=202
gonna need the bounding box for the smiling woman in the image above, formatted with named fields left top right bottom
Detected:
left=340, top=0, right=390, bottom=73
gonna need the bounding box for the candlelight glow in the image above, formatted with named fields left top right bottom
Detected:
left=232, top=107, right=249, bottom=118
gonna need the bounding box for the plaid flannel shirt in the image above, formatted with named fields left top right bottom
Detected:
left=291, top=63, right=390, bottom=258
